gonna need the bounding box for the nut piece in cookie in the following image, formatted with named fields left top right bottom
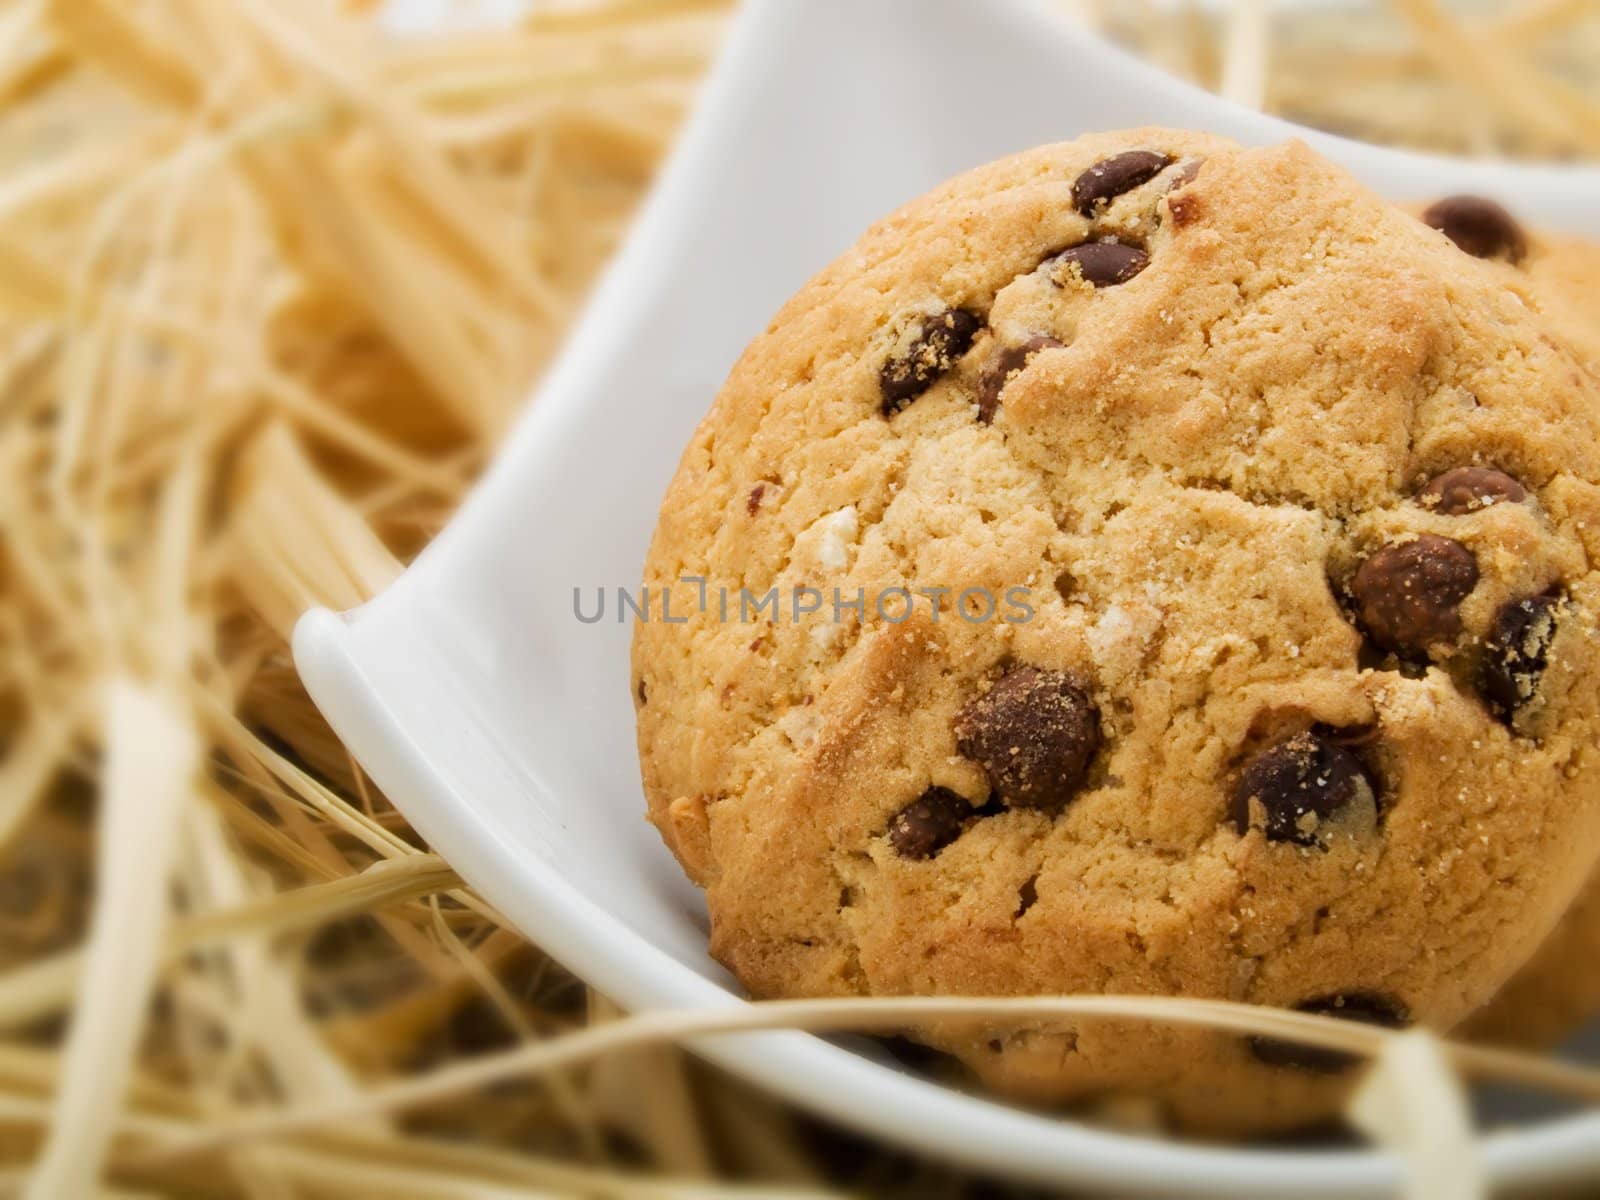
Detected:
left=1249, top=993, right=1411, bottom=1072
left=1421, top=195, right=1527, bottom=263
left=1416, top=466, right=1527, bottom=515
left=879, top=307, right=983, bottom=414
left=953, top=666, right=1100, bottom=811
left=1229, top=730, right=1377, bottom=845
left=1351, top=534, right=1478, bottom=657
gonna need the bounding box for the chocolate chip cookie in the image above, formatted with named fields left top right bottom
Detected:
left=632, top=129, right=1600, bottom=1136
left=1458, top=222, right=1600, bottom=1055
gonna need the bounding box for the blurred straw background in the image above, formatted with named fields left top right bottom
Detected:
left=0, top=1, right=1597, bottom=1196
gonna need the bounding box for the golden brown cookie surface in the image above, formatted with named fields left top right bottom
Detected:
left=1466, top=866, right=1600, bottom=1051
left=632, top=130, right=1600, bottom=1135
left=1460, top=219, right=1600, bottom=1056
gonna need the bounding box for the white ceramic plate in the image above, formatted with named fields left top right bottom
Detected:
left=296, top=1, right=1600, bottom=1194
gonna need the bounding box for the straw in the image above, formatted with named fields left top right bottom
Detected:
left=0, top=0, right=1595, bottom=1195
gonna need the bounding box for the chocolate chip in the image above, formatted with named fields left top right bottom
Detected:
left=953, top=666, right=1100, bottom=811
left=1230, top=731, right=1377, bottom=845
left=975, top=334, right=1063, bottom=423
left=1072, top=150, right=1173, bottom=215
left=747, top=483, right=766, bottom=516
left=1168, top=158, right=1204, bottom=191
left=1422, top=195, right=1527, bottom=263
left=1351, top=535, right=1478, bottom=656
left=1250, top=993, right=1410, bottom=1072
left=1050, top=242, right=1150, bottom=288
left=1417, top=466, right=1527, bottom=515
left=887, top=787, right=976, bottom=859
left=879, top=308, right=983, bottom=415
left=1479, top=593, right=1561, bottom=722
